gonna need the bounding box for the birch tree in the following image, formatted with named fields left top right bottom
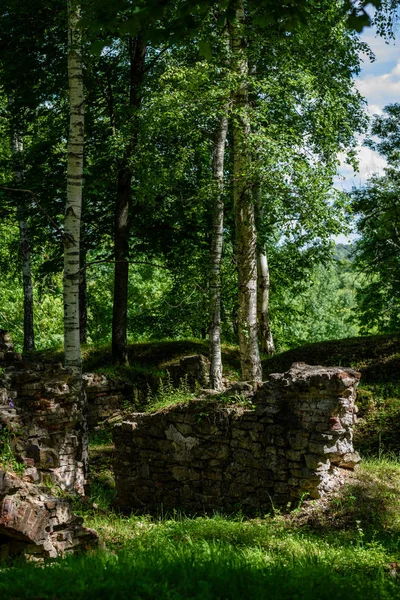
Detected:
left=209, top=113, right=229, bottom=390
left=64, top=0, right=84, bottom=369
left=229, top=0, right=262, bottom=383
left=255, top=186, right=274, bottom=355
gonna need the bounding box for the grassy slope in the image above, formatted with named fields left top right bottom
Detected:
left=262, top=332, right=400, bottom=383
left=2, top=334, right=400, bottom=599
left=1, top=458, right=400, bottom=599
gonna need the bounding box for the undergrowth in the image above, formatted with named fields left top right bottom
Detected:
left=1, top=482, right=400, bottom=600
left=0, top=425, right=25, bottom=476
left=355, top=383, right=400, bottom=456
left=1, top=335, right=400, bottom=598
left=144, top=373, right=195, bottom=412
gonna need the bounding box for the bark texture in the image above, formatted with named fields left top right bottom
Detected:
left=64, top=0, right=84, bottom=369
left=209, top=115, right=228, bottom=390
left=257, top=250, right=275, bottom=354
left=229, top=2, right=262, bottom=383
left=112, top=36, right=146, bottom=364
left=11, top=132, right=35, bottom=352
left=255, top=186, right=275, bottom=355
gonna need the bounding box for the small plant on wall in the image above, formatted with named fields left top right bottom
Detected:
left=0, top=425, right=25, bottom=476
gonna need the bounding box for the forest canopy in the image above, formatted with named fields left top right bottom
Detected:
left=0, top=0, right=398, bottom=383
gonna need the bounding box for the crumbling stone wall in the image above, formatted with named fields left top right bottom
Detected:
left=168, top=355, right=211, bottom=390
left=113, top=363, right=360, bottom=513
left=83, top=373, right=129, bottom=429
left=0, top=329, right=21, bottom=364
left=0, top=331, right=98, bottom=561
left=0, top=363, right=87, bottom=494
left=0, top=469, right=97, bottom=561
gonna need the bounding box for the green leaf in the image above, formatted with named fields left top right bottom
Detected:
left=198, top=41, right=212, bottom=60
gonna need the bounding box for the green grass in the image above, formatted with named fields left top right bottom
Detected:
left=1, top=489, right=400, bottom=599
left=2, top=432, right=396, bottom=600
left=2, top=334, right=400, bottom=598
left=355, top=383, right=400, bottom=456
left=0, top=426, right=25, bottom=476
left=144, top=373, right=195, bottom=412
left=262, top=332, right=400, bottom=383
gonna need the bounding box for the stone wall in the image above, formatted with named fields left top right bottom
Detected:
left=0, top=363, right=87, bottom=494
left=0, top=331, right=99, bottom=561
left=113, top=363, right=360, bottom=514
left=0, top=469, right=98, bottom=561
left=0, top=329, right=21, bottom=364
left=83, top=373, right=129, bottom=429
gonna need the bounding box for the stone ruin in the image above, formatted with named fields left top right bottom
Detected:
left=114, top=363, right=361, bottom=514
left=1, top=363, right=87, bottom=494
left=0, top=330, right=98, bottom=561
left=0, top=469, right=97, bottom=561
left=0, top=329, right=363, bottom=555
left=168, top=355, right=211, bottom=390
left=0, top=329, right=21, bottom=363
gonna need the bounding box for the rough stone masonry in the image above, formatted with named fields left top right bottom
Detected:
left=0, top=469, right=97, bottom=561
left=113, top=363, right=361, bottom=513
left=0, top=330, right=98, bottom=560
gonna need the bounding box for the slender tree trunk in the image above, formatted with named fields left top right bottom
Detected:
left=209, top=114, right=228, bottom=390
left=64, top=0, right=84, bottom=369
left=112, top=166, right=130, bottom=363
left=255, top=185, right=275, bottom=355
left=112, top=36, right=146, bottom=364
left=257, top=250, right=275, bottom=354
left=10, top=130, right=35, bottom=352
left=79, top=248, right=87, bottom=344
left=19, top=219, right=35, bottom=352
left=229, top=1, right=262, bottom=383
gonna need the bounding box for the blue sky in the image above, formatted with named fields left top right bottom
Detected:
left=333, top=19, right=399, bottom=242
left=338, top=22, right=399, bottom=190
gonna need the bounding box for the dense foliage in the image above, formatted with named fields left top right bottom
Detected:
left=353, top=104, right=400, bottom=333
left=0, top=0, right=379, bottom=357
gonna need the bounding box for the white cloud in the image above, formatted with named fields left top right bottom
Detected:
left=359, top=33, right=398, bottom=71
left=356, top=69, right=400, bottom=110
left=334, top=145, right=386, bottom=191
left=355, top=146, right=387, bottom=180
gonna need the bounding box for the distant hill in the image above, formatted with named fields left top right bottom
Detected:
left=333, top=243, right=355, bottom=262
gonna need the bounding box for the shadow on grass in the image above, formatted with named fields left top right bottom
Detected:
left=0, top=540, right=398, bottom=600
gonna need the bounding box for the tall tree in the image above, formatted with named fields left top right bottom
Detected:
left=352, top=104, right=400, bottom=332
left=64, top=0, right=84, bottom=369
left=229, top=1, right=262, bottom=382
left=112, top=35, right=147, bottom=364
left=209, top=112, right=229, bottom=390
left=9, top=120, right=36, bottom=352
left=255, top=185, right=274, bottom=355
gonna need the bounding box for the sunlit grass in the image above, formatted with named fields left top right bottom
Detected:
left=1, top=506, right=399, bottom=599
left=1, top=431, right=400, bottom=599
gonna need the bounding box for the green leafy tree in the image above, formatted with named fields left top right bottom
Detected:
left=351, top=104, right=400, bottom=333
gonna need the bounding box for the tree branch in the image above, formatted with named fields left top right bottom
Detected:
left=0, top=186, right=66, bottom=240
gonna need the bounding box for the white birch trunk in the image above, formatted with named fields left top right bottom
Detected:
left=229, top=1, right=262, bottom=383
left=209, top=114, right=228, bottom=390
left=257, top=250, right=275, bottom=355
left=255, top=185, right=275, bottom=355
left=64, top=0, right=84, bottom=369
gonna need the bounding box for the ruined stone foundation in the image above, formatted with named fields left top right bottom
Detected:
left=114, top=363, right=360, bottom=513
left=0, top=469, right=97, bottom=561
